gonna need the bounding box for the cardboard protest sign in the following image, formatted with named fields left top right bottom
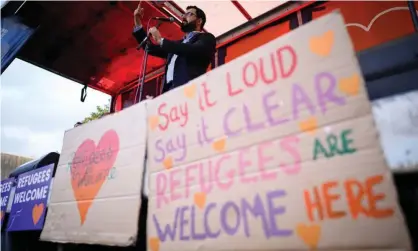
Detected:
left=40, top=103, right=148, bottom=246
left=146, top=11, right=411, bottom=251
left=6, top=164, right=53, bottom=231
left=1, top=178, right=15, bottom=226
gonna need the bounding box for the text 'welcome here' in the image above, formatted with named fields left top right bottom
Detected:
left=153, top=174, right=394, bottom=242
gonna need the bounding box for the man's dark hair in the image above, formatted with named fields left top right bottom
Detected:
left=186, top=6, right=206, bottom=30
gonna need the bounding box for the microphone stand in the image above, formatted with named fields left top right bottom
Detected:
left=135, top=19, right=162, bottom=103
left=135, top=38, right=150, bottom=103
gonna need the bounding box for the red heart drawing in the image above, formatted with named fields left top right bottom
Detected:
left=71, top=129, right=119, bottom=225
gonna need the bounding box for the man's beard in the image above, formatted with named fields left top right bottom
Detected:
left=181, top=20, right=197, bottom=33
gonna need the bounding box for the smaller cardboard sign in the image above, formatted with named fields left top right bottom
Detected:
left=6, top=164, right=54, bottom=231
left=372, top=90, right=418, bottom=173
left=1, top=178, right=15, bottom=226
left=41, top=103, right=148, bottom=246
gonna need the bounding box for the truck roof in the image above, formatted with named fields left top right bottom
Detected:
left=11, top=1, right=291, bottom=96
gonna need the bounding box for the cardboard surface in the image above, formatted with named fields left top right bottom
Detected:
left=40, top=103, right=147, bottom=246
left=372, top=91, right=418, bottom=173
left=146, top=11, right=411, bottom=251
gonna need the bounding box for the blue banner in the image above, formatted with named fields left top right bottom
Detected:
left=1, top=16, right=35, bottom=72
left=1, top=178, right=15, bottom=227
left=7, top=164, right=54, bottom=232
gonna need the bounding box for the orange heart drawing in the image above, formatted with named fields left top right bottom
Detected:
left=212, top=137, right=226, bottom=152
left=339, top=73, right=361, bottom=96
left=309, top=30, right=334, bottom=57
left=149, top=237, right=160, bottom=251
left=163, top=156, right=173, bottom=170
left=194, top=192, right=206, bottom=209
left=296, top=223, right=321, bottom=249
left=148, top=116, right=159, bottom=131
left=32, top=203, right=45, bottom=225
left=71, top=130, right=120, bottom=225
left=299, top=117, right=318, bottom=134
left=184, top=84, right=197, bottom=98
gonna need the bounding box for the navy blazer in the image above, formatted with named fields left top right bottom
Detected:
left=133, top=27, right=216, bottom=94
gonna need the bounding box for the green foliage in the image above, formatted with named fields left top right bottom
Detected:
left=82, top=103, right=110, bottom=123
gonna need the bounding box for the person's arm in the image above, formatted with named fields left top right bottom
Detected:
left=132, top=25, right=168, bottom=59
left=160, top=33, right=216, bottom=58
left=132, top=2, right=167, bottom=59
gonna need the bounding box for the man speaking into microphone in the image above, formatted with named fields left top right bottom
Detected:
left=133, top=2, right=216, bottom=95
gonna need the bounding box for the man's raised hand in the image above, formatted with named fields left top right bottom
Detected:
left=134, top=2, right=144, bottom=26
left=149, top=26, right=162, bottom=44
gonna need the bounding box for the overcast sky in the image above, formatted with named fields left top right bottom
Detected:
left=1, top=59, right=110, bottom=159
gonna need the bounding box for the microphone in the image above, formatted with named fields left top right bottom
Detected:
left=152, top=17, right=175, bottom=23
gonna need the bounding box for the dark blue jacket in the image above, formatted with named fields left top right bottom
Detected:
left=133, top=28, right=216, bottom=94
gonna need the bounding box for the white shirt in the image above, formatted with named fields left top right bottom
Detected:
left=166, top=53, right=177, bottom=83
